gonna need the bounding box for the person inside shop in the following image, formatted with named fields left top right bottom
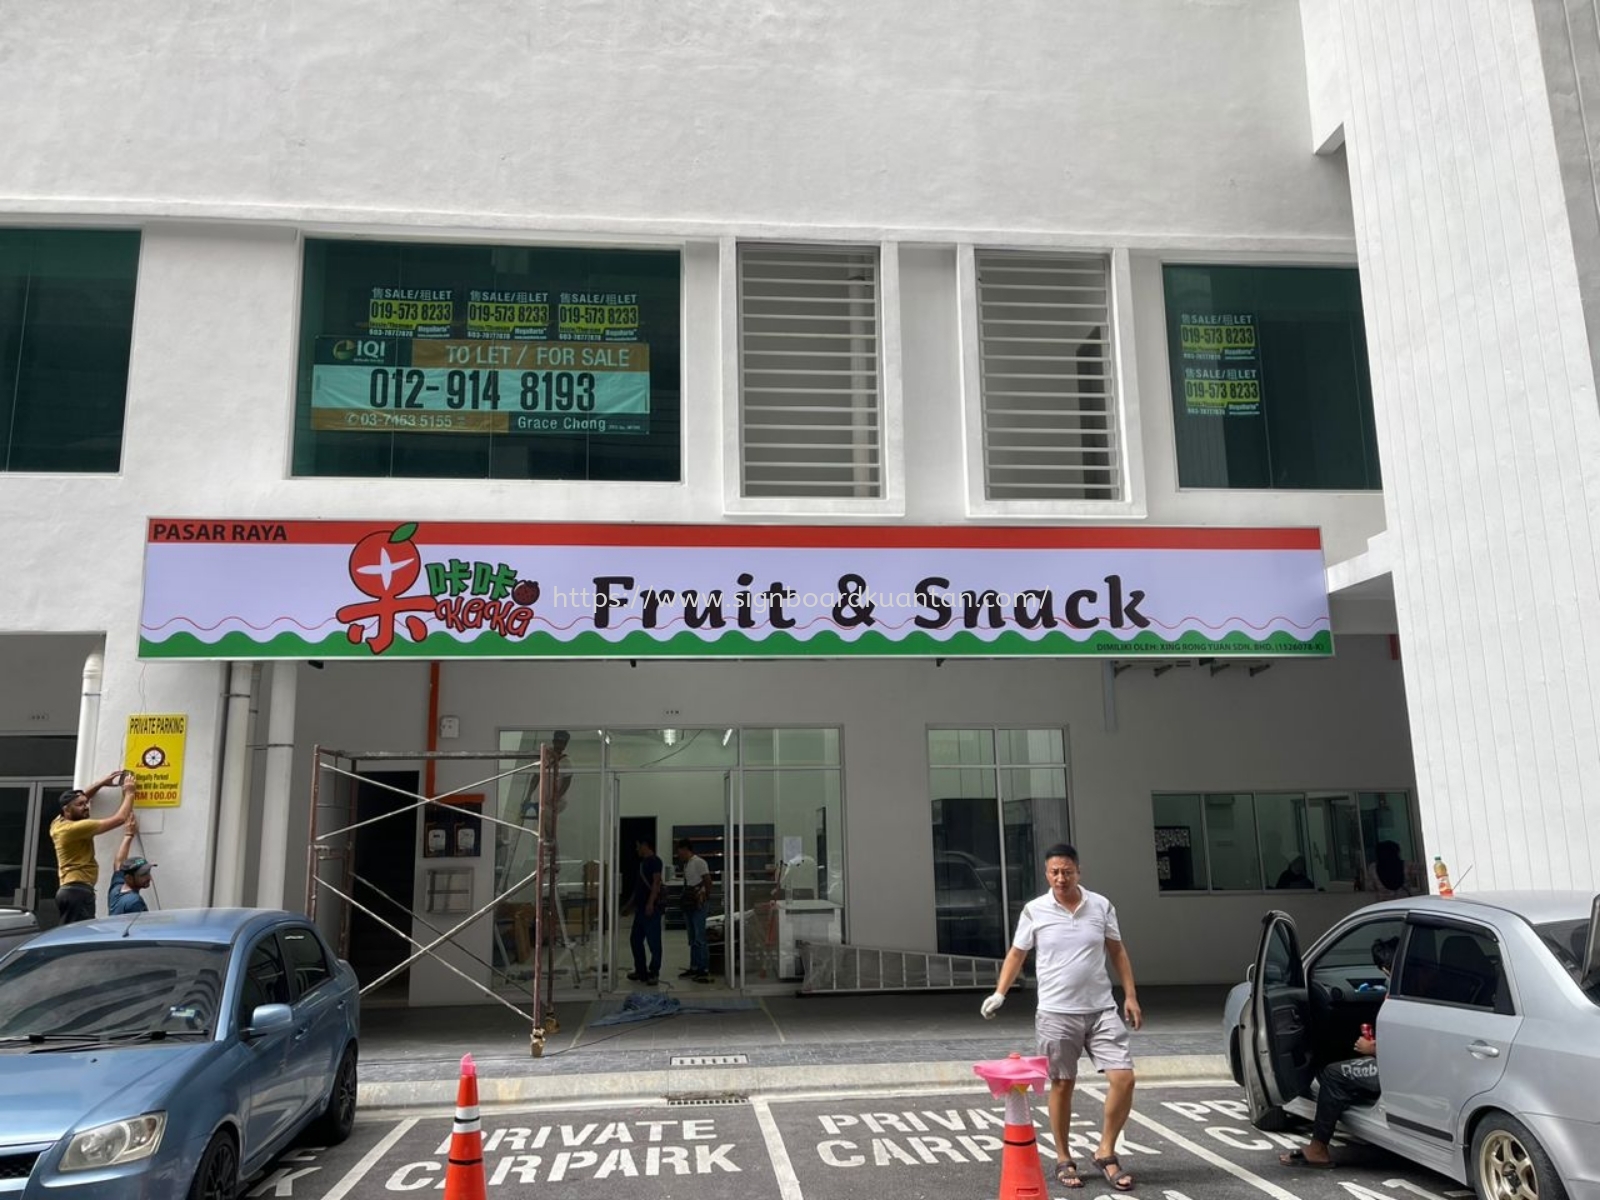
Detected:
left=51, top=769, right=138, bottom=924
left=675, top=838, right=713, bottom=984
left=108, top=813, right=157, bottom=915
left=1364, top=840, right=1417, bottom=900
left=1275, top=856, right=1314, bottom=889
left=627, top=836, right=664, bottom=985
left=1280, top=935, right=1398, bottom=1169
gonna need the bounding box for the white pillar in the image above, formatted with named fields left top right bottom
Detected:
left=256, top=662, right=298, bottom=911
left=73, top=651, right=105, bottom=789
left=211, top=662, right=255, bottom=907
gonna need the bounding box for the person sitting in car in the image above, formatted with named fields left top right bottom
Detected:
left=1280, top=935, right=1399, bottom=1170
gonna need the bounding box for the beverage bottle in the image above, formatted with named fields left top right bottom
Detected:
left=1360, top=1023, right=1374, bottom=1041
left=1433, top=856, right=1454, bottom=897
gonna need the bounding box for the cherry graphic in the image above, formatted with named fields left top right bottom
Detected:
left=335, top=522, right=434, bottom=654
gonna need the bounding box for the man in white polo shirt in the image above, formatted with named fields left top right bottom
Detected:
left=980, top=842, right=1142, bottom=1192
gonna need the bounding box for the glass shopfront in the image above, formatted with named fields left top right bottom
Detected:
left=494, top=727, right=843, bottom=996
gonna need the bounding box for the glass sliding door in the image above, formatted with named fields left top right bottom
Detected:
left=737, top=729, right=843, bottom=989
left=0, top=779, right=66, bottom=928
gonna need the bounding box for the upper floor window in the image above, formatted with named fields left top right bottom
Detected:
left=738, top=244, right=881, bottom=498
left=976, top=251, right=1119, bottom=501
left=0, top=229, right=139, bottom=473
left=293, top=239, right=681, bottom=481
left=1162, top=264, right=1379, bottom=490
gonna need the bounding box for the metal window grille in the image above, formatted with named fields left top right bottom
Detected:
left=739, top=244, right=882, bottom=498
left=976, top=250, right=1120, bottom=500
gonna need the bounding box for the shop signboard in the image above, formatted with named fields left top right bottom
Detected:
left=137, top=521, right=1332, bottom=660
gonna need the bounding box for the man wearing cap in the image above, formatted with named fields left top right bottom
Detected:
left=50, top=769, right=138, bottom=924
left=108, top=813, right=156, bottom=916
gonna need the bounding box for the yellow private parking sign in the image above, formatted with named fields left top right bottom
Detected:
left=125, top=713, right=187, bottom=808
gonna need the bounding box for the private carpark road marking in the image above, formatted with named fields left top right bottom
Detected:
left=1081, top=1083, right=1303, bottom=1200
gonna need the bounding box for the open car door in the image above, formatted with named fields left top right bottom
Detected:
left=1581, top=894, right=1600, bottom=994
left=1242, top=910, right=1314, bottom=1128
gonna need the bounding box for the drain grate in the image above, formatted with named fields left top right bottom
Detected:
left=670, top=1054, right=750, bottom=1066
left=666, top=1092, right=750, bottom=1106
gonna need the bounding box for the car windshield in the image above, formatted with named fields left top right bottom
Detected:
left=1534, top=918, right=1597, bottom=999
left=0, top=942, right=227, bottom=1039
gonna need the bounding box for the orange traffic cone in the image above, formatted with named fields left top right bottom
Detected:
left=997, top=1101, right=1049, bottom=1200
left=443, top=1053, right=486, bottom=1200
left=974, top=1054, right=1051, bottom=1200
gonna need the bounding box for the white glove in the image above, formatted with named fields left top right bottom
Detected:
left=980, top=992, right=1006, bottom=1020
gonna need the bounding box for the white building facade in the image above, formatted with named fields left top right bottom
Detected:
left=3, top=0, right=1582, bottom=1004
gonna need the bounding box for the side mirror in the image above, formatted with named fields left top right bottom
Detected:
left=243, top=1002, right=293, bottom=1040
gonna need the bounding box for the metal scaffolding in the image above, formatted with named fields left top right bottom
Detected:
left=304, top=741, right=564, bottom=1056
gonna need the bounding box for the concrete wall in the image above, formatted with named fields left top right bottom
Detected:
left=0, top=0, right=1348, bottom=244
left=259, top=634, right=1412, bottom=1001
left=1302, top=0, right=1600, bottom=889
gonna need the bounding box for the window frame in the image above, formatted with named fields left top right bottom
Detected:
left=958, top=244, right=1145, bottom=519
left=722, top=237, right=905, bottom=517
left=0, top=225, right=141, bottom=476
left=926, top=725, right=1074, bottom=959
left=1153, top=788, right=1419, bottom=896
left=1158, top=254, right=1379, bottom=494
left=1393, top=916, right=1518, bottom=1017
left=280, top=924, right=334, bottom=1002
left=235, top=929, right=293, bottom=1032
left=288, top=232, right=687, bottom=485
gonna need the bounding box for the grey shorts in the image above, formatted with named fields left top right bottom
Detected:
left=1036, top=1008, right=1135, bottom=1080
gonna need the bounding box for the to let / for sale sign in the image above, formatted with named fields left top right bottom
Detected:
left=125, top=714, right=187, bottom=807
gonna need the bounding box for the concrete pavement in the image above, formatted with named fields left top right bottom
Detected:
left=353, top=985, right=1233, bottom=1109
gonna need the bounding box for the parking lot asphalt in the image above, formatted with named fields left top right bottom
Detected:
left=244, top=1080, right=1474, bottom=1200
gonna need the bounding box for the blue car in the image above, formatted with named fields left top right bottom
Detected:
left=0, top=908, right=360, bottom=1199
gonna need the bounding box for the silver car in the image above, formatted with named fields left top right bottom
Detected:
left=1223, top=891, right=1600, bottom=1200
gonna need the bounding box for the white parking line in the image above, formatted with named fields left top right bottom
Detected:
left=320, top=1118, right=418, bottom=1200
left=752, top=1097, right=805, bottom=1200
left=1081, top=1085, right=1304, bottom=1200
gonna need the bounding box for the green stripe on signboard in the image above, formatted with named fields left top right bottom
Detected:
left=139, top=629, right=1333, bottom=660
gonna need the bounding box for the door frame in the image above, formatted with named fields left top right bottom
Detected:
left=601, top=766, right=740, bottom=996
left=0, top=777, right=70, bottom=922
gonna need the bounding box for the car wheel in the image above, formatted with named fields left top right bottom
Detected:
left=187, top=1130, right=239, bottom=1200
left=311, top=1044, right=359, bottom=1145
left=1472, top=1112, right=1567, bottom=1200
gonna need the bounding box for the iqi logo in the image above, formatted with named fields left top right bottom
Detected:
left=334, top=523, right=539, bottom=654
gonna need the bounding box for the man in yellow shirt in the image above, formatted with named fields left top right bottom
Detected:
left=50, top=770, right=138, bottom=924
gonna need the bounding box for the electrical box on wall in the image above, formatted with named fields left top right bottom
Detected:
left=438, top=715, right=460, bottom=740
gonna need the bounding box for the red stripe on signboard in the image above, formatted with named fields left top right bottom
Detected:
left=145, top=519, right=1321, bottom=552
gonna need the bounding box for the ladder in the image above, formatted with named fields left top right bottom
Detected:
left=797, top=941, right=1005, bottom=994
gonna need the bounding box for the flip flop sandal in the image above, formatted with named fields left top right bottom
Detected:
left=1092, top=1154, right=1136, bottom=1192
left=1054, top=1160, right=1086, bottom=1189
left=1280, top=1149, right=1334, bottom=1170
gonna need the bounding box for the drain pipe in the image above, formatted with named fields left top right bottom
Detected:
left=256, top=661, right=298, bottom=910
left=73, top=651, right=105, bottom=789
left=211, top=662, right=255, bottom=906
